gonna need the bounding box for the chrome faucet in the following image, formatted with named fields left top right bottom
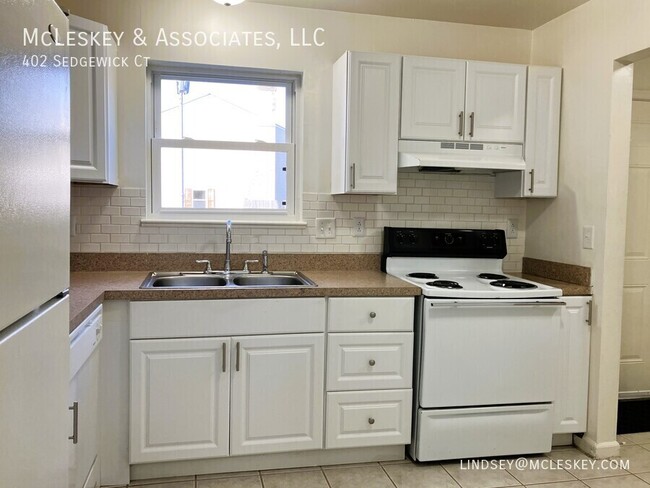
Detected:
left=224, top=220, right=232, bottom=274
left=262, top=250, right=269, bottom=274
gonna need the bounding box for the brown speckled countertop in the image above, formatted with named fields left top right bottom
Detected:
left=518, top=274, right=591, bottom=297
left=69, top=270, right=421, bottom=333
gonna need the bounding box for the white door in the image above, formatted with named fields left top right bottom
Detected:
left=0, top=297, right=70, bottom=488
left=401, top=57, right=467, bottom=141
left=130, top=338, right=230, bottom=463
left=230, top=334, right=324, bottom=455
left=620, top=98, right=650, bottom=396
left=346, top=52, right=401, bottom=193
left=465, top=61, right=527, bottom=143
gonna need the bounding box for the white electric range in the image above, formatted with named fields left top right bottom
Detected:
left=382, top=227, right=564, bottom=461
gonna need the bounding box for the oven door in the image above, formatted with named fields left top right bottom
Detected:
left=419, top=298, right=563, bottom=408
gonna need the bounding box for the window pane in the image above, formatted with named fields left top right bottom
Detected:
left=160, top=78, right=288, bottom=143
left=160, top=147, right=287, bottom=210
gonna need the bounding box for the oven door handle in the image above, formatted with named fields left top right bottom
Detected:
left=429, top=301, right=566, bottom=308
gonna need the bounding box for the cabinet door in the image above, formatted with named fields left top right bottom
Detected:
left=130, top=338, right=230, bottom=463
left=554, top=297, right=591, bottom=434
left=340, top=52, right=401, bottom=194
left=69, top=15, right=117, bottom=184
left=401, top=57, right=466, bottom=141
left=230, top=334, right=324, bottom=455
left=524, top=66, right=562, bottom=197
left=465, top=61, right=526, bottom=143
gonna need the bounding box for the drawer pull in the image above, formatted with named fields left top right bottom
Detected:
left=368, top=417, right=375, bottom=425
left=369, top=359, right=376, bottom=366
left=369, top=312, right=376, bottom=318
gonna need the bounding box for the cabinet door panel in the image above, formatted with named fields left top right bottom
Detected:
left=230, top=334, right=324, bottom=455
left=130, top=338, right=230, bottom=463
left=466, top=62, right=526, bottom=143
left=346, top=52, right=401, bottom=193
left=401, top=57, right=466, bottom=140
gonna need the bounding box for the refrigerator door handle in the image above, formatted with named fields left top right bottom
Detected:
left=68, top=402, right=79, bottom=444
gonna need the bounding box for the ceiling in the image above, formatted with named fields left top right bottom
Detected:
left=246, top=0, right=590, bottom=30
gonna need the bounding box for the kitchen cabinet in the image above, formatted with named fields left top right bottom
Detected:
left=129, top=299, right=326, bottom=464
left=69, top=15, right=118, bottom=185
left=401, top=56, right=527, bottom=143
left=69, top=305, right=103, bottom=488
left=554, top=296, right=591, bottom=434
left=325, top=297, right=414, bottom=449
left=331, top=51, right=401, bottom=194
left=495, top=66, right=562, bottom=198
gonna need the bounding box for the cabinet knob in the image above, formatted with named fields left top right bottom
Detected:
left=369, top=312, right=376, bottom=319
left=368, top=417, right=375, bottom=425
left=369, top=359, right=376, bottom=366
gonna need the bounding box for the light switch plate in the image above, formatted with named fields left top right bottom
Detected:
left=316, top=218, right=336, bottom=239
left=582, top=225, right=595, bottom=249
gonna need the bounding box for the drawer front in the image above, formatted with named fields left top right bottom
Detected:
left=327, top=333, right=413, bottom=391
left=130, top=298, right=326, bottom=339
left=328, top=297, right=414, bottom=332
left=414, top=403, right=553, bottom=461
left=326, top=389, right=412, bottom=449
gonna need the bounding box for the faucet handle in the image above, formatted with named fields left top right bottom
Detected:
left=196, top=259, right=212, bottom=273
left=243, top=260, right=259, bottom=273
left=262, top=250, right=269, bottom=274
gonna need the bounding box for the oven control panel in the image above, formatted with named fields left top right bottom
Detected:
left=382, top=227, right=507, bottom=261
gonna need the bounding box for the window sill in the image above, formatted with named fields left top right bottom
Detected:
left=141, top=218, right=308, bottom=228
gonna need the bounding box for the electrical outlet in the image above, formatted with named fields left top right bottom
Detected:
left=352, top=217, right=366, bottom=236
left=316, top=218, right=336, bottom=239
left=582, top=225, right=595, bottom=249
left=506, top=219, right=518, bottom=239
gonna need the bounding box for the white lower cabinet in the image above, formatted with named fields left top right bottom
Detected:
left=130, top=332, right=324, bottom=464
left=554, top=296, right=591, bottom=434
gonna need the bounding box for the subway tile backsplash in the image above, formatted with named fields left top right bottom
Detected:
left=71, top=173, right=526, bottom=272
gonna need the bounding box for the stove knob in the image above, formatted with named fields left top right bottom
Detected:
left=444, top=233, right=454, bottom=245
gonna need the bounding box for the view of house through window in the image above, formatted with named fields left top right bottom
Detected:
left=151, top=67, right=298, bottom=221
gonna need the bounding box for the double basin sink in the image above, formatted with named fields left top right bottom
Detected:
left=140, top=271, right=316, bottom=289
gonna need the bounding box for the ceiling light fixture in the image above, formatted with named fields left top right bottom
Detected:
left=213, top=0, right=245, bottom=5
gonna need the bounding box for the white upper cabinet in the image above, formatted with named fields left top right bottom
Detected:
left=332, top=51, right=401, bottom=194
left=495, top=66, right=562, bottom=198
left=401, top=57, right=466, bottom=141
left=401, top=57, right=527, bottom=144
left=69, top=15, right=118, bottom=185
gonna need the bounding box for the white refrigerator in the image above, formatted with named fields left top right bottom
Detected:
left=0, top=0, right=71, bottom=486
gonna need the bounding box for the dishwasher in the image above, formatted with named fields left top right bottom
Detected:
left=69, top=305, right=103, bottom=488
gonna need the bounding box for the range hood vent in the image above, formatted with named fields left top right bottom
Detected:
left=398, top=140, right=525, bottom=173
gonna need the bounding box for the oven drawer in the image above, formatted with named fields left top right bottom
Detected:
left=414, top=404, right=553, bottom=461
left=327, top=333, right=413, bottom=391
left=326, top=390, right=412, bottom=449
left=420, top=300, right=562, bottom=408
left=328, top=297, right=414, bottom=332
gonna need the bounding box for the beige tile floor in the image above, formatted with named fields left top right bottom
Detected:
left=119, top=433, right=650, bottom=488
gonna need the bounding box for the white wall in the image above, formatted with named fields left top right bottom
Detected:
left=528, top=0, right=650, bottom=456
left=62, top=0, right=531, bottom=190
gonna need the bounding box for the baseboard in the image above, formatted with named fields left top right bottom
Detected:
left=573, top=434, right=620, bottom=459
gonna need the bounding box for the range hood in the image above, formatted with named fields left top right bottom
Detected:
left=398, top=140, right=525, bottom=174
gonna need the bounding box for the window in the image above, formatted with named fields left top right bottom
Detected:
left=148, top=63, right=301, bottom=224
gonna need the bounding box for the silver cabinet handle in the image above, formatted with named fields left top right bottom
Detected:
left=369, top=359, right=376, bottom=366
left=369, top=312, right=376, bottom=318
left=458, top=111, right=464, bottom=137
left=529, top=169, right=535, bottom=194
left=69, top=402, right=79, bottom=444
left=236, top=342, right=240, bottom=372
left=469, top=112, right=475, bottom=137
left=368, top=418, right=375, bottom=425
left=222, top=342, right=227, bottom=373
left=586, top=300, right=593, bottom=326
left=351, top=164, right=356, bottom=190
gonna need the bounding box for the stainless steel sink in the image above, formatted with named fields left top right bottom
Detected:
left=140, top=271, right=316, bottom=289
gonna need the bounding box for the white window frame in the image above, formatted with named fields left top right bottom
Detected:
left=145, top=62, right=303, bottom=226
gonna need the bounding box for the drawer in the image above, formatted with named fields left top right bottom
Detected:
left=130, top=298, right=326, bottom=339
left=413, top=404, right=553, bottom=461
left=328, top=297, right=414, bottom=332
left=325, top=390, right=412, bottom=449
left=327, top=333, right=413, bottom=391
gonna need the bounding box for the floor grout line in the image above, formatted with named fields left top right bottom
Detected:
left=378, top=462, right=398, bottom=488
